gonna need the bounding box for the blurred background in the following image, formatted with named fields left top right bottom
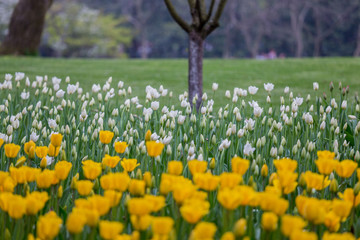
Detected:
left=1, top=0, right=360, bottom=59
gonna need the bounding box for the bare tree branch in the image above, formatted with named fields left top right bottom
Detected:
left=164, top=0, right=191, bottom=33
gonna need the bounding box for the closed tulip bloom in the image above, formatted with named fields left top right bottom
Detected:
left=281, top=215, right=307, bottom=237
left=82, top=160, right=102, bottom=180
left=77, top=180, right=94, bottom=196
left=102, top=155, right=121, bottom=168
left=9, top=167, right=27, bottom=184
left=66, top=212, right=87, bottom=234
left=221, top=232, right=235, bottom=240
left=129, top=179, right=146, bottom=196
left=172, top=182, right=197, bottom=204
left=188, top=160, right=208, bottom=176
left=303, top=171, right=330, bottom=191
left=192, top=222, right=217, bottom=240
left=276, top=170, right=298, bottom=194
left=145, top=130, right=152, bottom=141
left=180, top=199, right=210, bottom=224
left=261, top=212, right=278, bottom=231
left=24, top=141, right=36, bottom=159
left=315, top=158, right=339, bottom=175
left=335, top=160, right=357, bottom=178
left=217, top=188, right=243, bottom=210
left=167, top=160, right=183, bottom=175
left=128, top=198, right=152, bottom=216
left=143, top=171, right=152, bottom=188
left=23, top=166, right=41, bottom=182
left=152, top=217, right=174, bottom=236
left=261, top=164, right=269, bottom=177
left=37, top=211, right=63, bottom=240
left=99, top=130, right=114, bottom=144
left=233, top=219, right=247, bottom=236
left=193, top=172, right=220, bottom=191
left=100, top=172, right=130, bottom=191
left=231, top=157, right=250, bottom=175
left=4, top=143, right=21, bottom=158
left=259, top=193, right=289, bottom=216
left=146, top=141, right=165, bottom=157
left=273, top=158, right=297, bottom=172
left=50, top=133, right=63, bottom=147
left=1, top=176, right=16, bottom=192
left=35, top=146, right=48, bottom=159
left=48, top=144, right=60, bottom=157
left=55, top=161, right=72, bottom=180
left=114, top=141, right=128, bottom=154
left=121, top=158, right=140, bottom=172
left=36, top=170, right=59, bottom=189
left=104, top=190, right=122, bottom=207
left=99, top=220, right=124, bottom=240
left=296, top=196, right=326, bottom=224
left=130, top=214, right=153, bottom=231
left=324, top=211, right=340, bottom=232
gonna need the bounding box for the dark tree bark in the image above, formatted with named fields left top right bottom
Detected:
left=164, top=0, right=228, bottom=110
left=0, top=0, right=53, bottom=55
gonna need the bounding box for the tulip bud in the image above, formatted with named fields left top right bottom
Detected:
left=40, top=157, right=47, bottom=169
left=354, top=182, right=360, bottom=195
left=58, top=186, right=63, bottom=198
left=233, top=219, right=247, bottom=236
left=209, top=158, right=216, bottom=169
left=330, top=178, right=338, bottom=193
left=261, top=164, right=268, bottom=177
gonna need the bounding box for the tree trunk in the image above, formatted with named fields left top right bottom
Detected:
left=354, top=25, right=360, bottom=57
left=188, top=31, right=204, bottom=110
left=0, top=0, right=53, bottom=55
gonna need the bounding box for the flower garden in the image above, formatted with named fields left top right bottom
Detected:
left=0, top=73, right=360, bottom=240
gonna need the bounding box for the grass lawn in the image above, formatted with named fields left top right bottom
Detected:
left=0, top=57, right=359, bottom=106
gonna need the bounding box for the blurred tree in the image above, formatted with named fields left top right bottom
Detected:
left=0, top=0, right=52, bottom=55
left=164, top=0, right=228, bottom=109
left=43, top=2, right=132, bottom=57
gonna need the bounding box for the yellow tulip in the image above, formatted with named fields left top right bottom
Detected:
left=4, top=143, right=21, bottom=158
left=261, top=212, right=278, bottom=231
left=276, top=170, right=298, bottom=194
left=35, top=146, right=48, bottom=159
left=193, top=172, right=220, bottom=191
left=180, top=199, right=210, bottom=224
left=303, top=171, right=330, bottom=191
left=324, top=211, right=340, bottom=232
left=289, top=230, right=317, bottom=240
left=76, top=180, right=94, bottom=196
left=167, top=160, right=183, bottom=175
left=220, top=172, right=242, bottom=189
left=54, top=161, right=72, bottom=180
left=317, top=150, right=335, bottom=161
left=281, top=215, right=307, bottom=237
left=231, top=157, right=250, bottom=175
left=145, top=130, right=152, bottom=141
left=99, top=130, right=114, bottom=144
left=114, top=141, right=128, bottom=154
left=121, top=158, right=140, bottom=172
left=66, top=211, right=87, bottom=234
left=100, top=172, right=130, bottom=191
left=315, top=158, right=338, bottom=175
left=144, top=194, right=166, bottom=212
left=130, top=214, right=153, bottom=231
left=143, top=171, right=152, bottom=188
left=25, top=191, right=49, bottom=215
left=188, top=159, right=208, bottom=176
left=128, top=179, right=146, bottom=196
left=102, top=154, right=121, bottom=168
left=221, top=232, right=235, bottom=240
left=335, top=160, right=358, bottom=178
left=191, top=222, right=217, bottom=240
left=233, top=219, right=247, bottom=236
left=261, top=164, right=269, bottom=177
left=152, top=217, right=174, bottom=236
left=36, top=169, right=59, bottom=189
left=9, top=166, right=27, bottom=184
left=37, top=211, right=62, bottom=240
left=24, top=140, right=36, bottom=159
left=50, top=133, right=63, bottom=147
left=0, top=138, right=3, bottom=148
left=82, top=160, right=102, bottom=180
left=72, top=207, right=99, bottom=227
left=338, top=188, right=360, bottom=208
left=127, top=198, right=152, bottom=216
left=87, top=195, right=111, bottom=216
left=104, top=190, right=122, bottom=207
left=48, top=144, right=60, bottom=157
left=322, top=232, right=355, bottom=240
left=273, top=158, right=297, bottom=172
left=332, top=199, right=352, bottom=221
left=99, top=220, right=124, bottom=240
left=7, top=194, right=26, bottom=219
left=146, top=141, right=165, bottom=157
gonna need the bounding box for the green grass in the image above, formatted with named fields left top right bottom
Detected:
left=0, top=57, right=359, bottom=106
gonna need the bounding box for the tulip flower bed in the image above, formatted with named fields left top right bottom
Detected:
left=0, top=73, right=360, bottom=240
